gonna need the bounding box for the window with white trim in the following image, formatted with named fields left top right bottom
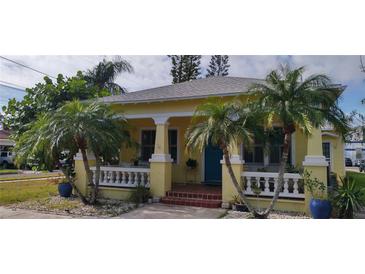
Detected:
left=322, top=142, right=331, bottom=163
left=243, top=138, right=264, bottom=164
left=140, top=129, right=178, bottom=163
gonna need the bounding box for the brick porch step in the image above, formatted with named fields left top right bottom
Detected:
left=160, top=196, right=222, bottom=208
left=165, top=190, right=222, bottom=201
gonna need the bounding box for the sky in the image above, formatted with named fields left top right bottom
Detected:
left=0, top=55, right=364, bottom=114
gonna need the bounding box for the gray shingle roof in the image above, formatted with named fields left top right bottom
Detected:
left=101, top=76, right=262, bottom=104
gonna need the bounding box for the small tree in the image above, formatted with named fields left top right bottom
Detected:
left=186, top=98, right=264, bottom=216
left=249, top=65, right=349, bottom=218
left=206, top=55, right=230, bottom=77
left=14, top=100, right=133, bottom=204
left=84, top=56, right=133, bottom=95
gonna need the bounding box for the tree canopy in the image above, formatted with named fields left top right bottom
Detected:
left=206, top=55, right=230, bottom=77
left=1, top=72, right=107, bottom=137
left=168, top=55, right=201, bottom=83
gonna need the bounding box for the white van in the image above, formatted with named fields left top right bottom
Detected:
left=0, top=151, right=15, bottom=168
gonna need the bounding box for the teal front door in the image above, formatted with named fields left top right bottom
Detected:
left=204, top=144, right=223, bottom=185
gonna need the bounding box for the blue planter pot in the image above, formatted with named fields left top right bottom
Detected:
left=58, top=182, right=73, bottom=198
left=310, top=199, right=332, bottom=219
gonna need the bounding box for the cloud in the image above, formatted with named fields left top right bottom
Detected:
left=0, top=55, right=364, bottom=113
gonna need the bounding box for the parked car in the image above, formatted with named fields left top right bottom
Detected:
left=0, top=151, right=15, bottom=168
left=354, top=159, right=362, bottom=167
left=345, top=158, right=353, bottom=167
left=359, top=160, right=365, bottom=172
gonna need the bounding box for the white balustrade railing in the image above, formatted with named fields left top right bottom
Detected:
left=241, top=171, right=304, bottom=199
left=90, top=166, right=150, bottom=188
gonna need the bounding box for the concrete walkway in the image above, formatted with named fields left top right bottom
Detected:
left=0, top=204, right=227, bottom=219
left=119, top=203, right=227, bottom=219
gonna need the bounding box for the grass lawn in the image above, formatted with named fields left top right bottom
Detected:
left=346, top=171, right=365, bottom=189
left=0, top=172, right=64, bottom=182
left=0, top=169, right=19, bottom=175
left=0, top=179, right=60, bottom=206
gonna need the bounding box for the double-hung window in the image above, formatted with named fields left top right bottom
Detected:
left=243, top=138, right=264, bottom=164
left=140, top=129, right=178, bottom=163
left=269, top=128, right=291, bottom=164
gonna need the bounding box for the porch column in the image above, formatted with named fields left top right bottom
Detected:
left=221, top=141, right=244, bottom=207
left=74, top=150, right=96, bottom=196
left=149, top=116, right=173, bottom=198
left=302, top=127, right=328, bottom=215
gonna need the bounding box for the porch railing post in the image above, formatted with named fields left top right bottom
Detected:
left=221, top=141, right=244, bottom=208
left=74, top=150, right=96, bottom=196
left=302, top=127, right=328, bottom=216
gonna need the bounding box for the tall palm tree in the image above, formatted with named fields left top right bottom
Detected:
left=14, top=100, right=133, bottom=204
left=249, top=65, right=349, bottom=218
left=185, top=98, right=264, bottom=216
left=85, top=56, right=134, bottom=95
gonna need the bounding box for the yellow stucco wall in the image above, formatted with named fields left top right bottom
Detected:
left=74, top=158, right=95, bottom=196
left=294, top=129, right=308, bottom=168
left=119, top=117, right=203, bottom=184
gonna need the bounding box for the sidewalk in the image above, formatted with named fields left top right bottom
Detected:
left=0, top=207, right=70, bottom=219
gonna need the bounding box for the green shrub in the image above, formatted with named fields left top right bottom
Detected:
left=129, top=185, right=151, bottom=205
left=302, top=170, right=326, bottom=199
left=333, top=177, right=365, bottom=218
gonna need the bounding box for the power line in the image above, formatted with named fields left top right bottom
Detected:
left=0, top=56, right=57, bottom=79
left=0, top=80, right=27, bottom=91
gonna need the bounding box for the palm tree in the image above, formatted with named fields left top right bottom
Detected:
left=249, top=65, right=349, bottom=218
left=185, top=98, right=264, bottom=216
left=14, top=100, right=133, bottom=204
left=85, top=56, right=133, bottom=95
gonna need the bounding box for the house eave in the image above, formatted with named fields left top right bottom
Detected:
left=103, top=91, right=251, bottom=105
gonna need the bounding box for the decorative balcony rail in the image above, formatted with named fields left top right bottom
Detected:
left=241, top=171, right=304, bottom=199
left=90, top=166, right=150, bottom=188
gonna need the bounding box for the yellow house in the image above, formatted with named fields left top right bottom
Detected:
left=74, top=76, right=346, bottom=214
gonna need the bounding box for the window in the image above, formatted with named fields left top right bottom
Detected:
left=141, top=130, right=156, bottom=162
left=243, top=138, right=264, bottom=164
left=140, top=129, right=178, bottom=163
left=322, top=142, right=331, bottom=162
left=268, top=128, right=292, bottom=164
left=269, top=128, right=284, bottom=164
left=168, top=129, right=178, bottom=163
left=0, top=152, right=7, bottom=157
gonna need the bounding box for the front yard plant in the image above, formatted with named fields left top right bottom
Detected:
left=303, top=170, right=332, bottom=219
left=333, top=176, right=365, bottom=218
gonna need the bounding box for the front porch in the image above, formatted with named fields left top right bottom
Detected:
left=74, top=111, right=343, bottom=215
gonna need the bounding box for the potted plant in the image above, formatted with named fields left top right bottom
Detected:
left=58, top=179, right=73, bottom=198
left=303, top=170, right=331, bottom=219
left=186, top=158, right=197, bottom=169
left=131, top=157, right=140, bottom=166
left=231, top=195, right=248, bottom=212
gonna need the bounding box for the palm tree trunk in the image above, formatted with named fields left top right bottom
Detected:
left=221, top=145, right=258, bottom=215
left=80, top=148, right=94, bottom=204
left=59, top=164, right=89, bottom=204
left=89, top=154, right=101, bottom=205
left=259, top=131, right=291, bottom=218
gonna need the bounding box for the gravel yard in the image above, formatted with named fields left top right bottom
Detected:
left=8, top=196, right=136, bottom=217
left=223, top=210, right=309, bottom=219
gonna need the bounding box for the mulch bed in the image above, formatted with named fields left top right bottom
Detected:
left=8, top=196, right=136, bottom=217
